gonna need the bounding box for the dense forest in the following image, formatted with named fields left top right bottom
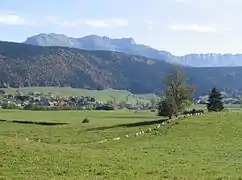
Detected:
left=1, top=41, right=242, bottom=96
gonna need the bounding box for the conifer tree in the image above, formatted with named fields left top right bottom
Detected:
left=207, top=87, right=224, bottom=112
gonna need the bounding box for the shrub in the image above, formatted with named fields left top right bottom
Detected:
left=96, top=105, right=115, bottom=111
left=150, top=109, right=156, bottom=112
left=82, top=118, right=90, bottom=123
left=182, top=109, right=205, bottom=115
left=23, top=104, right=43, bottom=111
left=2, top=102, right=18, bottom=109
left=158, top=97, right=178, bottom=119
left=23, top=104, right=93, bottom=111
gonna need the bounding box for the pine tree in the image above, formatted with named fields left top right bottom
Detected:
left=207, top=87, right=224, bottom=112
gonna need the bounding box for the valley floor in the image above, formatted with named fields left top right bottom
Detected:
left=1, top=110, right=242, bottom=179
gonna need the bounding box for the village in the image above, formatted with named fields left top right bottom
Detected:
left=194, top=96, right=240, bottom=105
left=0, top=88, right=241, bottom=111
left=0, top=89, right=153, bottom=111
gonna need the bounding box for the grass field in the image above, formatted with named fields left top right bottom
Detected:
left=192, top=103, right=242, bottom=111
left=2, top=87, right=157, bottom=104
left=1, top=109, right=242, bottom=179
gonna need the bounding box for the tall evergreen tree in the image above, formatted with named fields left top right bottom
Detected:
left=207, top=87, right=224, bottom=112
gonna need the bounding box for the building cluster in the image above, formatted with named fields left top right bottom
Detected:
left=0, top=90, right=102, bottom=110
left=0, top=90, right=153, bottom=110
left=193, top=96, right=240, bottom=105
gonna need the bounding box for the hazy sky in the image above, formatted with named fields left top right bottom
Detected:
left=0, top=0, right=241, bottom=55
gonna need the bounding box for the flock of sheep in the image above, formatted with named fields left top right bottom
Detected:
left=98, top=111, right=204, bottom=144
left=23, top=110, right=204, bottom=145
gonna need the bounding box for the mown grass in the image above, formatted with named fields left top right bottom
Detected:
left=1, top=109, right=242, bottom=179
left=2, top=87, right=156, bottom=104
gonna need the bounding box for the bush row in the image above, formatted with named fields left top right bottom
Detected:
left=23, top=104, right=91, bottom=111
left=1, top=103, right=20, bottom=109
left=22, top=104, right=115, bottom=111
left=182, top=109, right=205, bottom=115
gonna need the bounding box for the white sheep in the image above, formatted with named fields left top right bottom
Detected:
left=113, top=137, right=120, bottom=141
left=141, top=131, right=145, bottom=134
left=99, top=139, right=107, bottom=143
left=135, top=133, right=139, bottom=136
left=125, top=135, right=129, bottom=138
left=148, top=128, right=152, bottom=132
left=156, top=124, right=161, bottom=129
left=25, top=138, right=29, bottom=141
left=100, top=139, right=107, bottom=143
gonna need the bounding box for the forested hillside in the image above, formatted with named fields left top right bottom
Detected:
left=1, top=41, right=242, bottom=95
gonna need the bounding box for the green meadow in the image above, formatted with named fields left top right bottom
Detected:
left=1, top=108, right=242, bottom=179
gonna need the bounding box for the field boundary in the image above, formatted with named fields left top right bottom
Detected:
left=86, top=113, right=203, bottom=145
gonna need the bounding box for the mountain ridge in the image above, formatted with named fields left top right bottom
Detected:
left=24, top=33, right=177, bottom=65
left=24, top=33, right=242, bottom=67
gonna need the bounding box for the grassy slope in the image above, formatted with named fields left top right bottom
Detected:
left=1, top=110, right=242, bottom=179
left=3, top=87, right=157, bottom=104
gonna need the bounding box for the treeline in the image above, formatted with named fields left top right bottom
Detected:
left=1, top=103, right=115, bottom=111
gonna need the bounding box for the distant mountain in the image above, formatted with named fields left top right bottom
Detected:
left=24, top=33, right=242, bottom=67
left=1, top=41, right=242, bottom=96
left=24, top=33, right=177, bottom=64
left=179, top=53, right=242, bottom=67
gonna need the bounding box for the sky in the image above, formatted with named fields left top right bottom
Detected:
left=0, top=0, right=241, bottom=55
